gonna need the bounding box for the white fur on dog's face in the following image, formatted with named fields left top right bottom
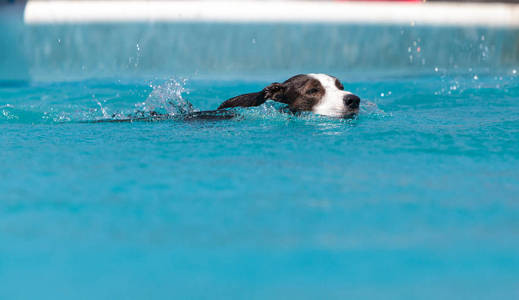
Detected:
left=308, top=73, right=354, bottom=117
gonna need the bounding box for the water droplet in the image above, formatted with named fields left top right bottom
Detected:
left=380, top=93, right=385, bottom=97
left=434, top=67, right=439, bottom=72
left=473, top=75, right=479, bottom=80
left=513, top=69, right=517, bottom=74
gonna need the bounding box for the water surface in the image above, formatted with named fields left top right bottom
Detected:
left=1, top=72, right=518, bottom=299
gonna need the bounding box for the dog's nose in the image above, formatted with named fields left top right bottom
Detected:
left=343, top=94, right=360, bottom=109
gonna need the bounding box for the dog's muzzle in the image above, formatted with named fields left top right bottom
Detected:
left=343, top=94, right=360, bottom=110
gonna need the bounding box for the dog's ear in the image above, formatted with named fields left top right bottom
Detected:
left=217, top=91, right=267, bottom=109
left=217, top=82, right=286, bottom=109
left=263, top=82, right=286, bottom=103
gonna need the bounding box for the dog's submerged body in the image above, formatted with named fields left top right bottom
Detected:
left=91, top=74, right=360, bottom=123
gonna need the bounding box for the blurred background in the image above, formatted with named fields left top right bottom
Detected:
left=2, top=0, right=519, bottom=82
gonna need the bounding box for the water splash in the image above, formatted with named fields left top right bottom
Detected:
left=136, top=78, right=196, bottom=117
left=1, top=78, right=391, bottom=124
left=360, top=100, right=389, bottom=118
left=232, top=100, right=387, bottom=124
left=1, top=104, right=19, bottom=121
left=1, top=105, right=49, bottom=123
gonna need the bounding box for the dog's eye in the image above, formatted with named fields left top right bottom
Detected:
left=335, top=80, right=344, bottom=90
left=306, top=88, right=319, bottom=95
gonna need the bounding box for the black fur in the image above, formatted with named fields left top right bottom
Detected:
left=217, top=82, right=285, bottom=109
left=218, top=75, right=325, bottom=112
left=83, top=110, right=236, bottom=123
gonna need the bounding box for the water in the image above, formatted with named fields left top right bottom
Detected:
left=1, top=72, right=518, bottom=299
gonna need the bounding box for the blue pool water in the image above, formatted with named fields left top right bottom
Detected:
left=1, top=72, right=518, bottom=299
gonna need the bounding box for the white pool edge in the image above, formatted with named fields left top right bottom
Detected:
left=23, top=0, right=519, bottom=28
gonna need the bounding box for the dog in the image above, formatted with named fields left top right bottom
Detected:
left=218, top=73, right=360, bottom=118
left=90, top=74, right=360, bottom=122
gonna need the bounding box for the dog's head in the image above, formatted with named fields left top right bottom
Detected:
left=218, top=74, right=360, bottom=118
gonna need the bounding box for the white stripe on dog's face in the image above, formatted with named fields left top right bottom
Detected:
left=308, top=73, right=353, bottom=117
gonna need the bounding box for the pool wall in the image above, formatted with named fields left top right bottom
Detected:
left=2, top=1, right=519, bottom=81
